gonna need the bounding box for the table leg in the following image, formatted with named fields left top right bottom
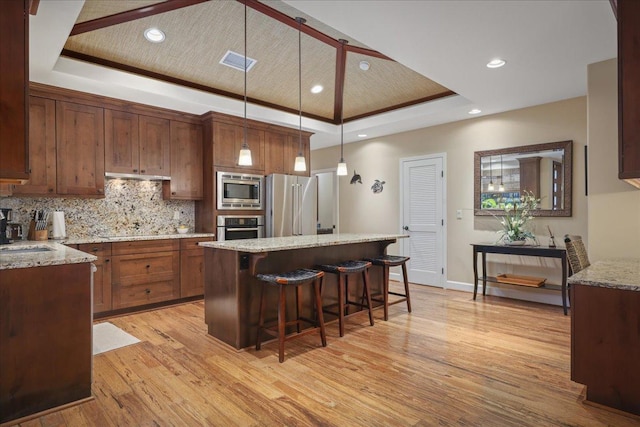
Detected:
left=482, top=251, right=487, bottom=296
left=561, top=253, right=568, bottom=315
left=473, top=247, right=479, bottom=300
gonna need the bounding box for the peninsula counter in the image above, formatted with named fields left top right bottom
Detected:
left=200, top=234, right=406, bottom=349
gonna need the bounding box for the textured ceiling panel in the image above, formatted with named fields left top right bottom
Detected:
left=64, top=0, right=453, bottom=122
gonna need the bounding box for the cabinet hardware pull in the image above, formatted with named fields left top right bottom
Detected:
left=105, top=259, right=110, bottom=263
left=140, top=170, right=145, bottom=173
left=146, top=265, right=150, bottom=269
left=92, top=248, right=98, bottom=252
left=133, top=169, right=138, bottom=173
left=145, top=289, right=151, bottom=294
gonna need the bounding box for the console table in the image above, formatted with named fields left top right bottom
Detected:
left=472, top=243, right=568, bottom=315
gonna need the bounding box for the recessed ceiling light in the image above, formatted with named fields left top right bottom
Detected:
left=357, top=134, right=368, bottom=138
left=310, top=85, right=323, bottom=94
left=486, top=58, right=506, bottom=68
left=468, top=109, right=482, bottom=115
left=144, top=28, right=165, bottom=43
left=359, top=61, right=370, bottom=71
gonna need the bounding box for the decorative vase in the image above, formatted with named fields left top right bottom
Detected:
left=505, top=238, right=527, bottom=246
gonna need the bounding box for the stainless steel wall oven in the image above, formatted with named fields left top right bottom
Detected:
left=216, top=215, right=265, bottom=241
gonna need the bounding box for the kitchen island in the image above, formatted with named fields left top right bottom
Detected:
left=0, top=242, right=97, bottom=424
left=568, top=259, right=640, bottom=416
left=200, top=234, right=406, bottom=349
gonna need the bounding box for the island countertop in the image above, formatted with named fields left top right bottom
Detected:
left=199, top=233, right=407, bottom=253
left=0, top=241, right=98, bottom=270
left=567, top=258, right=640, bottom=292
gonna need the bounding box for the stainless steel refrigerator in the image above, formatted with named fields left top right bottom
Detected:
left=265, top=174, right=317, bottom=237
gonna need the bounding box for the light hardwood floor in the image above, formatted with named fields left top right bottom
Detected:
left=16, top=284, right=639, bottom=426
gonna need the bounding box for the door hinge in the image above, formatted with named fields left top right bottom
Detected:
left=442, top=267, right=444, bottom=274
left=441, top=219, right=444, bottom=226
left=441, top=170, right=444, bottom=178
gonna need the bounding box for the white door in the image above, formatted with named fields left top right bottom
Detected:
left=401, top=155, right=445, bottom=287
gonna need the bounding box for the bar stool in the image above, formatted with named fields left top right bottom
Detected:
left=317, top=260, right=374, bottom=337
left=364, top=255, right=411, bottom=321
left=256, top=268, right=326, bottom=363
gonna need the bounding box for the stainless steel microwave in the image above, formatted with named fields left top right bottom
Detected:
left=217, top=171, right=264, bottom=210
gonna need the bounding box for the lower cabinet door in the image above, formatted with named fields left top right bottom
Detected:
left=180, top=249, right=204, bottom=297
left=111, top=251, right=180, bottom=309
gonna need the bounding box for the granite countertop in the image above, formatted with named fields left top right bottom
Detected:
left=567, top=259, right=640, bottom=292
left=0, top=241, right=98, bottom=270
left=200, top=233, right=407, bottom=253
left=61, top=232, right=216, bottom=245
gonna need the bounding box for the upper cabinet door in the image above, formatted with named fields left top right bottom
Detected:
left=264, top=130, right=285, bottom=175
left=213, top=121, right=264, bottom=172
left=13, top=97, right=57, bottom=195
left=164, top=121, right=203, bottom=200
left=56, top=101, right=105, bottom=196
left=105, top=109, right=139, bottom=174
left=0, top=0, right=29, bottom=182
left=139, top=115, right=170, bottom=177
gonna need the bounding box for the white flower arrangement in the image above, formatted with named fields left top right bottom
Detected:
left=495, top=191, right=540, bottom=243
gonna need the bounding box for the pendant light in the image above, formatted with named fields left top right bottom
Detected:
left=336, top=39, right=349, bottom=176
left=237, top=3, right=252, bottom=166
left=293, top=17, right=307, bottom=172
left=487, top=155, right=494, bottom=191
left=498, top=154, right=505, bottom=192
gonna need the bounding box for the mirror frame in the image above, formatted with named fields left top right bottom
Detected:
left=474, top=140, right=573, bottom=217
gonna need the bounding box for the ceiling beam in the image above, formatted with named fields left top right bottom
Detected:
left=334, top=40, right=348, bottom=123
left=69, top=0, right=207, bottom=36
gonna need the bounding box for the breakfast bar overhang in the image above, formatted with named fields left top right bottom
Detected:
left=200, top=234, right=406, bottom=349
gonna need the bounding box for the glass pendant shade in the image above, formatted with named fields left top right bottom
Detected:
left=488, top=181, right=495, bottom=191
left=498, top=183, right=505, bottom=192
left=294, top=153, right=306, bottom=171
left=238, top=143, right=252, bottom=166
left=337, top=160, right=348, bottom=176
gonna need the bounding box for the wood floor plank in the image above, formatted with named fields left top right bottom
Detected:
left=13, top=284, right=640, bottom=427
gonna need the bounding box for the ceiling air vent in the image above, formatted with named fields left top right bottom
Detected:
left=220, top=50, right=257, bottom=72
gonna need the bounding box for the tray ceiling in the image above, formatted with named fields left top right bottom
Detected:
left=62, top=0, right=454, bottom=123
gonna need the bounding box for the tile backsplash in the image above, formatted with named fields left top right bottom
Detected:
left=0, top=179, right=195, bottom=239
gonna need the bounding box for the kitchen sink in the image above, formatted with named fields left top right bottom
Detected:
left=0, top=246, right=55, bottom=255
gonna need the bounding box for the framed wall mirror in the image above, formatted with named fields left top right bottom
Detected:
left=474, top=140, right=573, bottom=216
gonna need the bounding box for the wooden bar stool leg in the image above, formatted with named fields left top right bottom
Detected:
left=338, top=273, right=346, bottom=337
left=383, top=265, right=390, bottom=321
left=278, top=285, right=286, bottom=363
left=402, top=262, right=412, bottom=313
left=313, top=277, right=327, bottom=347
left=256, top=282, right=267, bottom=350
left=296, top=285, right=302, bottom=333
left=363, top=268, right=374, bottom=326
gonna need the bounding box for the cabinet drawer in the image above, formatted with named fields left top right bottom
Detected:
left=111, top=251, right=179, bottom=286
left=77, top=242, right=112, bottom=257
left=180, top=237, right=213, bottom=250
left=111, top=251, right=180, bottom=309
left=112, top=239, right=179, bottom=256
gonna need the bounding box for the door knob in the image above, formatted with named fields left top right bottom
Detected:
left=403, top=226, right=409, bottom=231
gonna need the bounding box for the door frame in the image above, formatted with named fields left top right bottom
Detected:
left=398, top=153, right=447, bottom=287
left=311, top=167, right=340, bottom=234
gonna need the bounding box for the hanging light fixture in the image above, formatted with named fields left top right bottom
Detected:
left=487, top=155, right=495, bottom=191
left=336, top=39, right=349, bottom=176
left=237, top=3, right=252, bottom=166
left=498, top=154, right=505, bottom=192
left=293, top=17, right=307, bottom=172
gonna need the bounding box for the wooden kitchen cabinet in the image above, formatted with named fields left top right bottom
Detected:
left=0, top=262, right=92, bottom=424
left=56, top=101, right=105, bottom=196
left=12, top=96, right=57, bottom=195
left=111, top=239, right=180, bottom=309
left=618, top=0, right=640, bottom=188
left=518, top=156, right=541, bottom=196
left=77, top=242, right=112, bottom=314
left=105, top=110, right=171, bottom=177
left=180, top=237, right=213, bottom=297
left=0, top=0, right=29, bottom=183
left=213, top=121, right=265, bottom=172
left=163, top=121, right=203, bottom=200
left=264, top=130, right=286, bottom=174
